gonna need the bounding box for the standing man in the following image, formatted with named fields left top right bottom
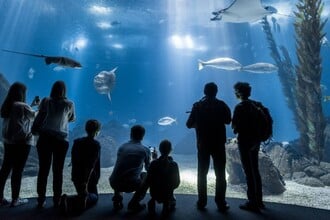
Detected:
left=232, top=82, right=264, bottom=212
left=186, top=82, right=231, bottom=212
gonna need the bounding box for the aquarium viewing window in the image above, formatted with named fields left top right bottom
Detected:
left=0, top=0, right=329, bottom=211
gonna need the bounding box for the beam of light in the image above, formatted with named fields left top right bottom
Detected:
left=61, top=36, right=88, bottom=53
left=168, top=34, right=207, bottom=51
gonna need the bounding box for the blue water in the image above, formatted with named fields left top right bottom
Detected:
left=1, top=0, right=330, bottom=146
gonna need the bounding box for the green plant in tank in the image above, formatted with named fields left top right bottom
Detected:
left=261, top=18, right=298, bottom=126
left=262, top=0, right=327, bottom=162
left=294, top=0, right=327, bottom=162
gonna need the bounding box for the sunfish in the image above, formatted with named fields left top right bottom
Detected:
left=93, top=67, right=118, bottom=101
left=198, top=57, right=242, bottom=71
left=1, top=49, right=82, bottom=68
left=241, top=62, right=278, bottom=73
left=211, top=0, right=277, bottom=23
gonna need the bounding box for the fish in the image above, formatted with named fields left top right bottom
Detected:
left=1, top=49, right=82, bottom=68
left=324, top=96, right=330, bottom=102
left=198, top=57, right=242, bottom=71
left=321, top=36, right=330, bottom=47
left=158, top=116, right=177, bottom=126
left=93, top=67, right=118, bottom=101
left=211, top=0, right=277, bottom=23
left=241, top=62, right=278, bottom=73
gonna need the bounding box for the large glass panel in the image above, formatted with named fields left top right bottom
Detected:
left=0, top=0, right=329, bottom=210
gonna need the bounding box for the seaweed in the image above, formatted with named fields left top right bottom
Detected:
left=294, top=0, right=327, bottom=162
left=262, top=0, right=327, bottom=162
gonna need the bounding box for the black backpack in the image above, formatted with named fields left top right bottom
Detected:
left=250, top=101, right=273, bottom=143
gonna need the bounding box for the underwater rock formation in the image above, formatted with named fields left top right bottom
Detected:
left=264, top=142, right=330, bottom=187
left=0, top=73, right=10, bottom=142
left=226, top=141, right=286, bottom=195
left=294, top=0, right=327, bottom=161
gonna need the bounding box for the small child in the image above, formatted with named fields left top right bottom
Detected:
left=60, top=119, right=101, bottom=215
left=146, top=139, right=180, bottom=216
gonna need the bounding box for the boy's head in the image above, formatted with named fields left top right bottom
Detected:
left=234, top=82, right=251, bottom=100
left=159, top=139, right=172, bottom=156
left=85, top=119, right=101, bottom=137
left=130, top=125, right=145, bottom=141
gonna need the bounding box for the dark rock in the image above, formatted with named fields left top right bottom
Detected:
left=295, top=177, right=325, bottom=187
left=292, top=171, right=306, bottom=180
left=323, top=122, right=330, bottom=162
left=319, top=173, right=330, bottom=186
left=226, top=141, right=286, bottom=195
left=304, top=165, right=327, bottom=178
left=264, top=142, right=311, bottom=178
left=320, top=162, right=330, bottom=172
left=0, top=73, right=10, bottom=142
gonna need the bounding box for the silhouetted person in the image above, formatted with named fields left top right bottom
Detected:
left=109, top=125, right=153, bottom=212
left=232, top=82, right=264, bottom=212
left=186, top=82, right=231, bottom=212
left=146, top=139, right=180, bottom=216
left=35, top=80, right=75, bottom=208
left=60, top=119, right=101, bottom=215
left=0, top=82, right=39, bottom=207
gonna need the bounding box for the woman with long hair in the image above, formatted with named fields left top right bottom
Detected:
left=0, top=82, right=38, bottom=207
left=35, top=80, right=75, bottom=208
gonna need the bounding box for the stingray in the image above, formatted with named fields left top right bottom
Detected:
left=211, top=0, right=277, bottom=23
left=1, top=49, right=82, bottom=68
left=93, top=67, right=118, bottom=102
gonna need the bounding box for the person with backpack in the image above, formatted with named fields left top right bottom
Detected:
left=0, top=82, right=40, bottom=207
left=186, top=82, right=231, bottom=212
left=232, top=81, right=270, bottom=212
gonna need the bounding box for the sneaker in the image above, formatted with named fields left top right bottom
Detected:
left=127, top=202, right=146, bottom=213
left=10, top=198, right=28, bottom=207
left=0, top=198, right=10, bottom=206
left=239, top=202, right=260, bottom=213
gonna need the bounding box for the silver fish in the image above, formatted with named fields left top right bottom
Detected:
left=158, top=116, right=177, bottom=126
left=198, top=57, right=242, bottom=71
left=93, top=67, right=118, bottom=101
left=241, top=62, right=278, bottom=73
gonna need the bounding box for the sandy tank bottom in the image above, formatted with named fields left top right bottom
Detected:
left=2, top=154, right=330, bottom=210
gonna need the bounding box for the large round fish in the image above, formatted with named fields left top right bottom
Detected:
left=93, top=67, right=117, bottom=101
left=198, top=57, right=242, bottom=71
left=241, top=62, right=278, bottom=73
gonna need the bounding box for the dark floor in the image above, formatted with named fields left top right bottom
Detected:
left=0, top=193, right=329, bottom=220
